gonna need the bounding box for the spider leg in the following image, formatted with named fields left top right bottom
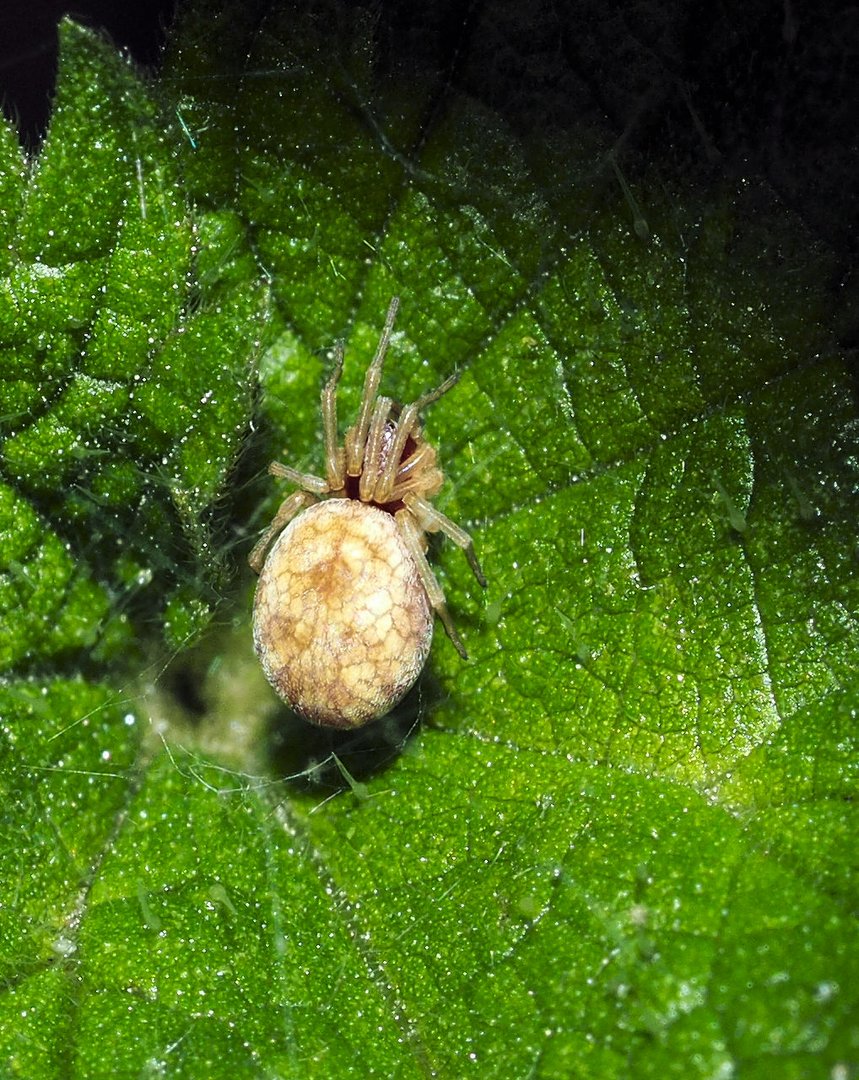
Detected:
left=268, top=461, right=329, bottom=495
left=403, top=492, right=487, bottom=588
left=322, top=341, right=345, bottom=490
left=358, top=395, right=393, bottom=502
left=345, top=296, right=400, bottom=476
left=396, top=509, right=469, bottom=660
left=249, top=489, right=319, bottom=572
left=374, top=370, right=461, bottom=504
left=387, top=452, right=443, bottom=504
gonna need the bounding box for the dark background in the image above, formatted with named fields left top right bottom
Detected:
left=0, top=0, right=175, bottom=141
left=1, top=0, right=856, bottom=338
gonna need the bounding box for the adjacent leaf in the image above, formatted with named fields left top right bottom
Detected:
left=0, top=19, right=266, bottom=675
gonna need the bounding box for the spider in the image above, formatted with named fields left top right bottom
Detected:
left=249, top=297, right=486, bottom=728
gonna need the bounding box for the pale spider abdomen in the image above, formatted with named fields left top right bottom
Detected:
left=254, top=500, right=432, bottom=728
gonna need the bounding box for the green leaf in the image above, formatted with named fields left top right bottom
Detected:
left=1, top=3, right=856, bottom=1078
left=0, top=18, right=267, bottom=671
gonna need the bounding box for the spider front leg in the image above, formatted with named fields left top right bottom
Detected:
left=358, top=394, right=394, bottom=502
left=248, top=488, right=318, bottom=573
left=344, top=296, right=400, bottom=477
left=373, top=372, right=461, bottom=504
left=322, top=341, right=346, bottom=490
